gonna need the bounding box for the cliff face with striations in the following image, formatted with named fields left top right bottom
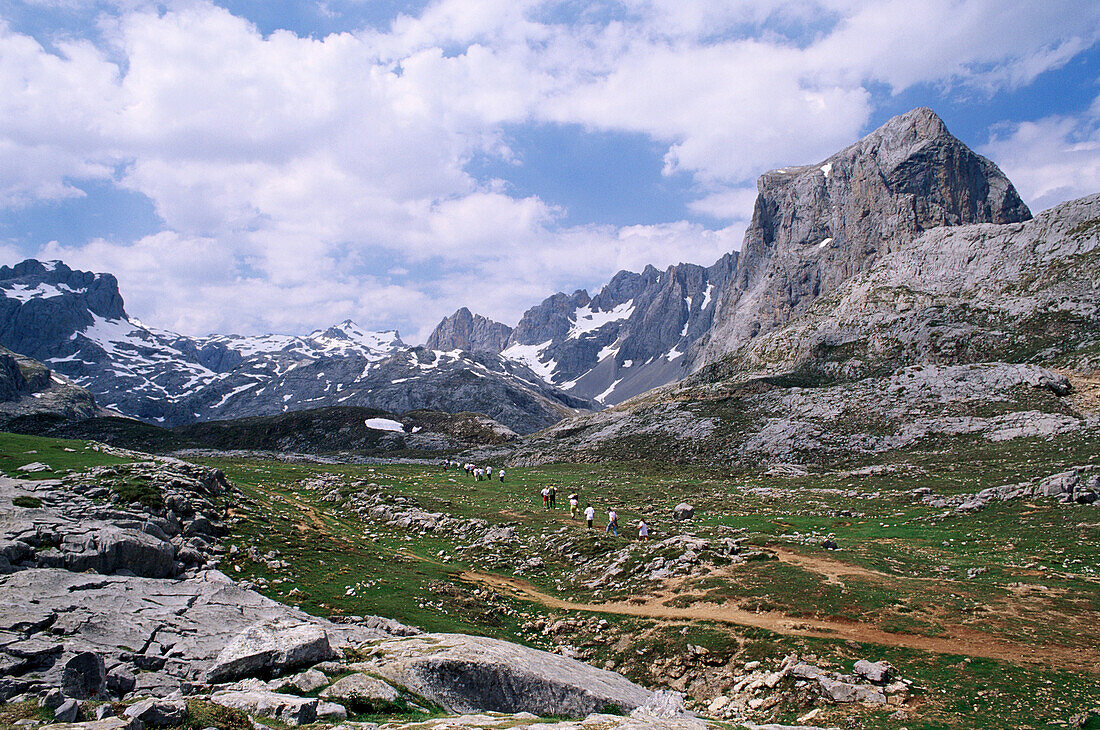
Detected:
left=694, top=107, right=1032, bottom=368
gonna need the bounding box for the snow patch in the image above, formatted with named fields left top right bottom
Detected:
left=364, top=417, right=405, bottom=432
left=665, top=346, right=684, bottom=361
left=598, top=343, right=619, bottom=361
left=701, top=284, right=714, bottom=309
left=501, top=340, right=557, bottom=382
left=817, top=237, right=833, bottom=249
left=595, top=378, right=623, bottom=404
left=622, top=359, right=633, bottom=368
left=820, top=162, right=833, bottom=178
left=567, top=300, right=634, bottom=340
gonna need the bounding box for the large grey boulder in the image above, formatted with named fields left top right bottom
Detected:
left=0, top=569, right=389, bottom=698
left=61, top=652, right=107, bottom=700
left=320, top=672, right=401, bottom=704
left=673, top=503, right=695, bottom=520
left=357, top=633, right=653, bottom=717
left=122, top=697, right=187, bottom=726
left=204, top=618, right=336, bottom=683
left=210, top=690, right=318, bottom=726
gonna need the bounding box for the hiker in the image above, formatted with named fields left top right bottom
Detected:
left=499, top=468, right=505, bottom=482
left=638, top=520, right=649, bottom=542
left=541, top=487, right=550, bottom=508
left=584, top=504, right=595, bottom=528
left=486, top=466, right=493, bottom=479
left=569, top=494, right=579, bottom=518
left=548, top=486, right=557, bottom=508
left=606, top=508, right=618, bottom=536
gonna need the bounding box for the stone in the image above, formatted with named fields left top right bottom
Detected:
left=210, top=690, right=318, bottom=726
left=853, top=659, right=893, bottom=684
left=358, top=633, right=653, bottom=717
left=273, top=668, right=329, bottom=694
left=816, top=676, right=887, bottom=704
left=39, top=719, right=140, bottom=730
left=122, top=697, right=187, bottom=727
left=673, top=504, right=694, bottom=520
left=205, top=618, right=336, bottom=683
left=106, top=666, right=136, bottom=696
left=319, top=673, right=400, bottom=704
left=315, top=701, right=348, bottom=722
left=61, top=652, right=107, bottom=700
left=54, top=699, right=80, bottom=723
left=631, top=689, right=687, bottom=719
left=40, top=688, right=65, bottom=709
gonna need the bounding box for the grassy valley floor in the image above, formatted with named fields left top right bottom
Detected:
left=2, top=431, right=1098, bottom=728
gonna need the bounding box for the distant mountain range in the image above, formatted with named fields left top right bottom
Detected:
left=2, top=107, right=1091, bottom=444
left=0, top=260, right=591, bottom=433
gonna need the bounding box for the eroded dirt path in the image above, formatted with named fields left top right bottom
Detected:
left=461, top=570, right=1099, bottom=674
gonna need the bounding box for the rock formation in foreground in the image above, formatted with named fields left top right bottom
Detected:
left=0, top=459, right=702, bottom=729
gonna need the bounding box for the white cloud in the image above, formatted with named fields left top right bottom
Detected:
left=982, top=96, right=1100, bottom=214
left=2, top=0, right=1099, bottom=341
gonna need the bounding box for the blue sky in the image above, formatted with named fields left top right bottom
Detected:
left=1, top=0, right=1099, bottom=342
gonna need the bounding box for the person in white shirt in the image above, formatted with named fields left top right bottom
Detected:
left=569, top=495, right=579, bottom=518
left=638, top=520, right=649, bottom=542
left=584, top=504, right=595, bottom=528
left=606, top=509, right=618, bottom=536
left=498, top=469, right=505, bottom=482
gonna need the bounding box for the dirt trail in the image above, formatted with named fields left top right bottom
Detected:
left=770, top=547, right=902, bottom=586
left=461, top=571, right=1099, bottom=674
left=1061, top=370, right=1100, bottom=415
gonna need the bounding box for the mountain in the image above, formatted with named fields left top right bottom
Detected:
left=425, top=307, right=513, bottom=352
left=693, top=107, right=1032, bottom=368
left=0, top=345, right=102, bottom=426
left=454, top=254, right=736, bottom=406
left=485, top=109, right=1099, bottom=465
left=0, top=261, right=591, bottom=433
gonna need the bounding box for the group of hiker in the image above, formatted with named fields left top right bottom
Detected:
left=443, top=461, right=648, bottom=541
left=447, top=460, right=505, bottom=482
left=540, top=485, right=648, bottom=541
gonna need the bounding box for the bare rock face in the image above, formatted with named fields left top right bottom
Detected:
left=205, top=619, right=336, bottom=683
left=426, top=308, right=513, bottom=353
left=357, top=633, right=653, bottom=717
left=697, top=107, right=1032, bottom=367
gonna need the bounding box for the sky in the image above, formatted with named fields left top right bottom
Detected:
left=2, top=1, right=1100, bottom=343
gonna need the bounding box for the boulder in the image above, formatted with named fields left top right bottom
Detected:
left=106, top=666, right=136, bottom=696
left=319, top=672, right=400, bottom=704
left=54, top=698, right=80, bottom=723
left=358, top=633, right=652, bottom=717
left=673, top=503, right=694, bottom=520
left=816, top=676, right=887, bottom=704
left=315, top=701, right=348, bottom=722
left=854, top=660, right=893, bottom=684
left=61, top=652, right=107, bottom=700
left=40, top=718, right=141, bottom=730
left=631, top=689, right=687, bottom=719
left=273, top=668, right=329, bottom=694
left=205, top=619, right=336, bottom=683
left=210, top=690, right=318, bottom=726
left=122, top=698, right=187, bottom=727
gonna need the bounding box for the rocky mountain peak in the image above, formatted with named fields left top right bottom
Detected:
left=425, top=307, right=513, bottom=353
left=696, top=107, right=1033, bottom=366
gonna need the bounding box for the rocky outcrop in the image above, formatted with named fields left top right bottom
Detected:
left=0, top=347, right=101, bottom=426
left=0, top=568, right=390, bottom=700
left=205, top=619, right=336, bottom=683
left=497, top=362, right=1096, bottom=466
left=426, top=307, right=513, bottom=353
left=696, top=107, right=1032, bottom=368
left=0, top=459, right=232, bottom=577
left=355, top=633, right=654, bottom=716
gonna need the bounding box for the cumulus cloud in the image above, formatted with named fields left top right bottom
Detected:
left=982, top=96, right=1100, bottom=213
left=2, top=0, right=1099, bottom=340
